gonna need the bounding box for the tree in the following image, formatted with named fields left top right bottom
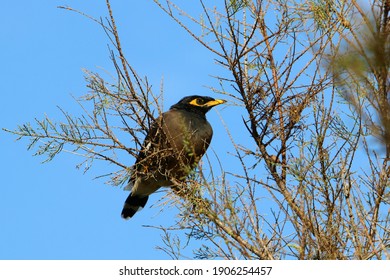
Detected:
left=4, top=0, right=390, bottom=259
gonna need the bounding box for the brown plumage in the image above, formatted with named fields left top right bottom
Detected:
left=121, top=95, right=226, bottom=219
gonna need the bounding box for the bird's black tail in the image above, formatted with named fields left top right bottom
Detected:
left=121, top=193, right=149, bottom=219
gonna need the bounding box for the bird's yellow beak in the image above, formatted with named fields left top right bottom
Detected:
left=205, top=99, right=227, bottom=107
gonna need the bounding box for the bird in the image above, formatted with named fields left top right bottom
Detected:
left=121, top=95, right=226, bottom=219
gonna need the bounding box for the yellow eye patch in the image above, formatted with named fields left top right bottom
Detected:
left=189, top=98, right=205, bottom=106
left=189, top=98, right=226, bottom=107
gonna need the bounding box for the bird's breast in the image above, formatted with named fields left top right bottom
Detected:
left=163, top=110, right=213, bottom=158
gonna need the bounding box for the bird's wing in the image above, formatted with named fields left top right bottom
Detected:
left=127, top=116, right=163, bottom=186
left=127, top=109, right=213, bottom=188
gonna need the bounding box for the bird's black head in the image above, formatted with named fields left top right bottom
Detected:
left=170, top=95, right=226, bottom=116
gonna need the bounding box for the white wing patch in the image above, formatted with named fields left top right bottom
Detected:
left=124, top=180, right=134, bottom=191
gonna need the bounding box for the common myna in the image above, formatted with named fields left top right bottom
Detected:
left=121, top=95, right=226, bottom=219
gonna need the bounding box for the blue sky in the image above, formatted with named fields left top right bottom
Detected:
left=1, top=0, right=242, bottom=259
left=2, top=0, right=388, bottom=261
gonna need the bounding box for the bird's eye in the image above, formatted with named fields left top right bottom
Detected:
left=195, top=98, right=205, bottom=105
